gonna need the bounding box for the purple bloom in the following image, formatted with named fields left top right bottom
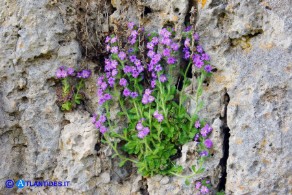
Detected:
left=118, top=51, right=126, bottom=60
left=128, top=22, right=135, bottom=30
left=97, top=76, right=104, bottom=85
left=195, top=120, right=201, bottom=128
left=105, top=36, right=111, bottom=43
left=206, top=180, right=210, bottom=184
left=111, top=37, right=117, bottom=43
left=92, top=114, right=97, bottom=123
left=128, top=48, right=134, bottom=53
left=111, top=60, right=118, bottom=69
left=123, top=65, right=132, bottom=74
left=112, top=69, right=118, bottom=77
left=184, top=38, right=190, bottom=47
left=194, top=59, right=204, bottom=68
left=131, top=92, right=138, bottom=98
left=97, top=88, right=103, bottom=97
left=151, top=72, right=158, bottom=78
left=56, top=67, right=68, bottom=78
left=99, top=115, right=107, bottom=123
left=184, top=51, right=191, bottom=59
left=67, top=67, right=75, bottom=75
left=147, top=50, right=155, bottom=58
left=171, top=43, right=179, bottom=51
left=167, top=57, right=176, bottom=64
left=123, top=88, right=131, bottom=97
left=153, top=111, right=164, bottom=122
left=101, top=82, right=108, bottom=90
left=204, top=139, right=213, bottom=148
left=160, top=28, right=171, bottom=38
left=134, top=59, right=141, bottom=66
left=151, top=80, right=156, bottom=88
left=200, top=150, right=208, bottom=156
left=129, top=55, right=137, bottom=62
left=200, top=186, right=209, bottom=194
left=142, top=96, right=149, bottom=104
left=108, top=77, right=115, bottom=87
left=193, top=33, right=200, bottom=41
left=204, top=65, right=213, bottom=72
left=106, top=45, right=111, bottom=52
left=152, top=37, right=159, bottom=44
left=155, top=64, right=162, bottom=72
left=81, top=70, right=91, bottom=79
left=129, top=37, right=136, bottom=45
left=138, top=127, right=150, bottom=138
left=100, top=126, right=108, bottom=134
left=111, top=46, right=118, bottom=54
left=201, top=53, right=210, bottom=61
left=145, top=89, right=152, bottom=95
left=195, top=181, right=201, bottom=189
left=194, top=133, right=200, bottom=142
left=163, top=48, right=171, bottom=57
left=147, top=42, right=154, bottom=50
left=104, top=93, right=112, bottom=101
left=136, top=122, right=144, bottom=131
left=196, top=45, right=203, bottom=53
left=132, top=70, right=139, bottom=78
left=131, top=30, right=138, bottom=37
left=95, top=121, right=102, bottom=128
left=148, top=95, right=155, bottom=103
left=159, top=74, right=167, bottom=82
left=185, top=26, right=191, bottom=32
left=137, top=65, right=144, bottom=73
left=161, top=38, right=171, bottom=45
left=119, top=78, right=128, bottom=87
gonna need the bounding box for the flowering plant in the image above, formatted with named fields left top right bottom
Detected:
left=93, top=23, right=214, bottom=178
left=56, top=66, right=91, bottom=111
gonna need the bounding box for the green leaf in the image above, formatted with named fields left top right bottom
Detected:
left=61, top=101, right=72, bottom=111
left=185, top=179, right=191, bottom=186
left=119, top=160, right=127, bottom=167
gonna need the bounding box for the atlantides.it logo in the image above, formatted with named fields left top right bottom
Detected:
left=5, top=179, right=70, bottom=189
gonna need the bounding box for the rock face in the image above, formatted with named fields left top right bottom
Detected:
left=0, top=0, right=291, bottom=195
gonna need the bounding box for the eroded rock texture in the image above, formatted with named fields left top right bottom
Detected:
left=0, top=0, right=291, bottom=194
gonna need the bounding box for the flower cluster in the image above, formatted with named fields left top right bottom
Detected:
left=136, top=119, right=150, bottom=139
left=55, top=66, right=91, bottom=111
left=56, top=66, right=91, bottom=79
left=92, top=114, right=108, bottom=134
left=92, top=23, right=215, bottom=178
left=195, top=178, right=212, bottom=195
left=194, top=121, right=213, bottom=157
left=183, top=27, right=212, bottom=73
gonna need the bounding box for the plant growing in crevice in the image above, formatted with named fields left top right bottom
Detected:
left=92, top=23, right=214, bottom=179
left=56, top=66, right=91, bottom=111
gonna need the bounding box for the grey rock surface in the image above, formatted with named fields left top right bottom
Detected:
left=0, top=0, right=291, bottom=194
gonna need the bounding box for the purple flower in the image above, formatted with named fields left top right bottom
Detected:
left=184, top=51, right=191, bottom=59
left=123, top=88, right=131, bottom=97
left=147, top=50, right=155, bottom=58
left=111, top=46, right=118, bottom=54
left=153, top=111, right=164, bottom=122
left=200, top=150, right=208, bottom=156
left=95, top=121, right=102, bottom=128
left=56, top=67, right=68, bottom=78
left=138, top=127, right=150, bottom=138
left=160, top=28, right=171, bottom=38
left=111, top=37, right=117, bottom=43
left=193, top=33, right=200, bottom=41
left=171, top=43, right=179, bottom=51
left=67, top=67, right=75, bottom=75
left=106, top=45, right=111, bottom=52
left=185, top=26, right=191, bottom=32
left=130, top=55, right=137, bottom=62
left=92, top=114, right=97, bottom=123
left=155, top=64, right=162, bottom=72
left=131, top=30, right=138, bottom=37
left=200, top=186, right=209, bottom=194
left=159, top=74, right=167, bottom=82
left=111, top=60, right=118, bottom=69
left=99, top=115, right=107, bottom=123
left=81, top=70, right=91, bottom=79
left=105, top=36, right=111, bottom=43
left=137, top=65, right=144, bottom=73
left=151, top=72, right=157, bottom=78
left=128, top=22, right=135, bottom=30
left=195, top=181, right=201, bottom=189
left=195, top=120, right=200, bottom=128
left=167, top=57, right=176, bottom=64
left=142, top=96, right=149, bottom=104
left=204, top=139, right=213, bottom=148
left=201, top=53, right=210, bottom=61
left=194, top=59, right=204, bottom=68
left=104, top=93, right=112, bottom=101
left=101, top=82, right=108, bottom=90
left=147, top=42, right=154, bottom=50
left=196, top=45, right=203, bottom=53
left=136, top=122, right=144, bottom=131
left=152, top=37, right=159, bottom=44
left=131, top=92, right=138, bottom=98
left=108, top=77, right=115, bottom=87
left=132, top=70, right=139, bottom=78
left=206, top=180, right=210, bottom=184
left=128, top=48, right=134, bottom=53
left=100, top=126, right=108, bottom=134
left=201, top=124, right=213, bottom=135
left=151, top=80, right=156, bottom=88
left=161, top=38, right=171, bottom=45
left=118, top=51, right=126, bottom=60
left=119, top=78, right=128, bottom=87
left=184, top=38, right=190, bottom=47
left=194, top=133, right=200, bottom=141
left=112, top=69, right=118, bottom=77
left=148, top=95, right=155, bottom=103
left=163, top=48, right=171, bottom=57
left=204, top=65, right=212, bottom=72
left=134, top=59, right=141, bottom=66
left=123, top=65, right=133, bottom=74
left=145, top=89, right=152, bottom=95
left=97, top=76, right=104, bottom=85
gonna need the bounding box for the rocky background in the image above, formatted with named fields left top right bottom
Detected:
left=0, top=0, right=291, bottom=194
